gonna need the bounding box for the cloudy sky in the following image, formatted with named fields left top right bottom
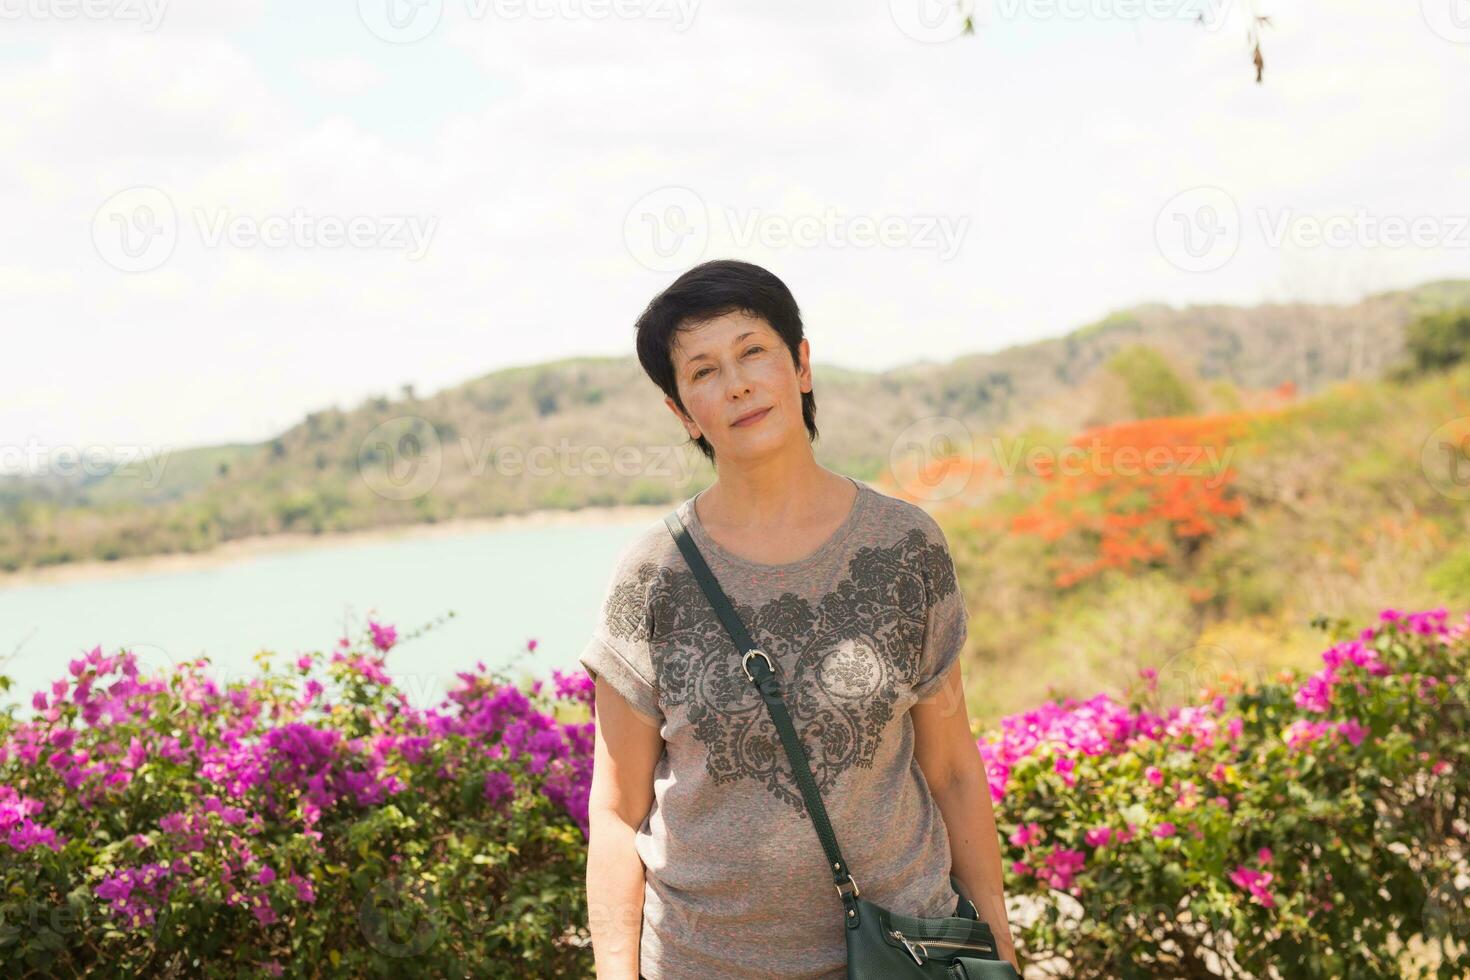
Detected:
left=2, top=0, right=1467, bottom=474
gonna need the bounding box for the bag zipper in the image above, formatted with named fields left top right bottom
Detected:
left=889, top=928, right=995, bottom=963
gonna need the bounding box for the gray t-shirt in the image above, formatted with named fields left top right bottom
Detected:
left=578, top=475, right=971, bottom=980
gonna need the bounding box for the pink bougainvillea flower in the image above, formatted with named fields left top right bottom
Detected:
left=1229, top=865, right=1276, bottom=908
left=1009, top=822, right=1043, bottom=847
left=1336, top=718, right=1367, bottom=746
left=367, top=621, right=398, bottom=652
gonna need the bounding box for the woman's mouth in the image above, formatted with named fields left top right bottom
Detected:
left=732, top=407, right=771, bottom=428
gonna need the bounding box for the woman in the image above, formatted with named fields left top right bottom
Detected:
left=580, top=259, right=1019, bottom=979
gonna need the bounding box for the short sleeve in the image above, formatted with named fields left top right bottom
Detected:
left=911, top=514, right=970, bottom=700
left=578, top=538, right=665, bottom=725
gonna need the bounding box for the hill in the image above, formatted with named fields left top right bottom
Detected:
left=2, top=280, right=1468, bottom=575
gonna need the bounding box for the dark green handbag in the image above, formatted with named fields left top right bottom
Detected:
left=664, top=510, right=1022, bottom=979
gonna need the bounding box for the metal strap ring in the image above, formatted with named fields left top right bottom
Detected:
left=741, top=649, right=775, bottom=682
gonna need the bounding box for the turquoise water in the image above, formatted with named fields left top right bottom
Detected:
left=0, top=514, right=659, bottom=708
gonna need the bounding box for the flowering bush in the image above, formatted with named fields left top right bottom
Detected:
left=1007, top=414, right=1254, bottom=589
left=983, top=607, right=1470, bottom=979
left=3, top=606, right=1465, bottom=977
left=0, top=622, right=595, bottom=977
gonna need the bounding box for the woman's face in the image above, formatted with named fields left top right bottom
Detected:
left=665, top=310, right=810, bottom=463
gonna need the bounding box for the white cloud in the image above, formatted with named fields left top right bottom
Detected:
left=296, top=55, right=385, bottom=97
left=0, top=0, right=1466, bottom=463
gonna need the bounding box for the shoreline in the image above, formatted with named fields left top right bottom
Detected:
left=0, top=502, right=671, bottom=591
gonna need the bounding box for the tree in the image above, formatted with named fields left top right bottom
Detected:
left=1404, top=308, right=1470, bottom=375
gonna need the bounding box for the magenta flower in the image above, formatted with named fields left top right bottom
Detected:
left=368, top=621, right=398, bottom=652
left=1336, top=719, right=1367, bottom=746
left=1293, top=671, right=1334, bottom=713
left=1229, top=865, right=1276, bottom=908
left=1009, top=822, right=1043, bottom=847
left=1039, top=848, right=1087, bottom=891
left=483, top=770, right=515, bottom=809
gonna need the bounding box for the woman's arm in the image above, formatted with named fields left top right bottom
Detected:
left=912, top=660, right=1020, bottom=971
left=585, top=675, right=664, bottom=980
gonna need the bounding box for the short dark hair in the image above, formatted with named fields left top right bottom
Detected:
left=633, top=259, right=819, bottom=466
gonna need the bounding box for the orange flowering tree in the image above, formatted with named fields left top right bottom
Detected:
left=1007, top=415, right=1256, bottom=589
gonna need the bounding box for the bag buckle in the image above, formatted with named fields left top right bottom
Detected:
left=835, top=873, right=861, bottom=899
left=741, top=649, right=775, bottom=682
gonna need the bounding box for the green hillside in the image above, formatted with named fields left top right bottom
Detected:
left=933, top=356, right=1470, bottom=725
left=1, top=281, right=1467, bottom=579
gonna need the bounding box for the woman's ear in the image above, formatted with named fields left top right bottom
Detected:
left=665, top=395, right=701, bottom=440
left=797, top=338, right=812, bottom=393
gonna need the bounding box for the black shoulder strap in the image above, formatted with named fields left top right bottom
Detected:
left=663, top=509, right=862, bottom=912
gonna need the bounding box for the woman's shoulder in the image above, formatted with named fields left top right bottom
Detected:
left=854, top=480, right=953, bottom=549
left=603, top=507, right=688, bottom=582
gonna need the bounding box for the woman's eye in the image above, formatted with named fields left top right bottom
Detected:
left=692, top=348, right=760, bottom=380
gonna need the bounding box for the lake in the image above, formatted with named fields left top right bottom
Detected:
left=0, top=510, right=663, bottom=709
